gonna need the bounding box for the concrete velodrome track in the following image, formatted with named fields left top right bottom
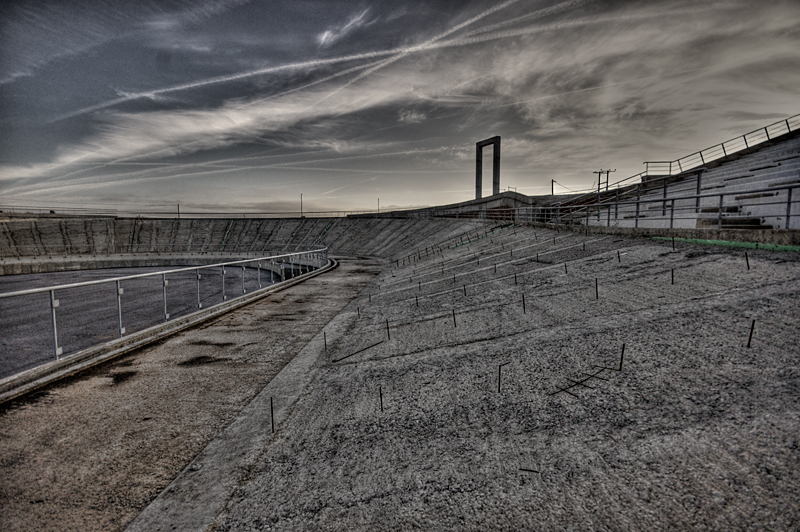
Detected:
left=1, top=222, right=799, bottom=531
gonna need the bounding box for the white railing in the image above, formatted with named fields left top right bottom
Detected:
left=0, top=247, right=327, bottom=379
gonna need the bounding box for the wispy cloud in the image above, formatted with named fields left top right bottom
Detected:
left=3, top=0, right=799, bottom=212
left=317, top=8, right=374, bottom=47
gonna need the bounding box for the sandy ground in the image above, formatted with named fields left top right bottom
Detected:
left=137, top=225, right=798, bottom=531
left=3, top=223, right=799, bottom=532
left=0, top=258, right=381, bottom=532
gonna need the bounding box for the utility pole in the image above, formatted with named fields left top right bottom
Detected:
left=300, top=193, right=303, bottom=218
left=604, top=169, right=616, bottom=191
left=378, top=198, right=380, bottom=213
left=593, top=170, right=605, bottom=194
left=177, top=204, right=180, bottom=220
left=551, top=179, right=554, bottom=196
left=593, top=169, right=615, bottom=222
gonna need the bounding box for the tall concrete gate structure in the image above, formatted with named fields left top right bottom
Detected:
left=475, top=136, right=501, bottom=199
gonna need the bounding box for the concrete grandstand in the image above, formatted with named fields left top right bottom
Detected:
left=1, top=117, right=799, bottom=531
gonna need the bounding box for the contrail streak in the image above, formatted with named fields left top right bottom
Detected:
left=310, top=0, right=523, bottom=106
left=52, top=0, right=523, bottom=121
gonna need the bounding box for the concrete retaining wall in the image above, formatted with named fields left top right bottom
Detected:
left=0, top=217, right=488, bottom=275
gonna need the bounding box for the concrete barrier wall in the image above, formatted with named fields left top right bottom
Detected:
left=0, top=217, right=489, bottom=275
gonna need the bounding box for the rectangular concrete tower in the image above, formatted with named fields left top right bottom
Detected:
left=476, top=136, right=501, bottom=199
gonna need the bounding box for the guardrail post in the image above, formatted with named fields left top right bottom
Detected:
left=50, top=290, right=63, bottom=359
left=787, top=187, right=793, bottom=230
left=670, top=199, right=675, bottom=229
left=718, top=194, right=724, bottom=230
left=764, top=127, right=770, bottom=140
left=162, top=274, right=169, bottom=320
left=222, top=266, right=227, bottom=300
left=696, top=170, right=703, bottom=213
left=635, top=184, right=641, bottom=228
left=197, top=269, right=202, bottom=308
left=116, top=280, right=125, bottom=337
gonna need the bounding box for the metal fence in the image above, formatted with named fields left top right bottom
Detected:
left=0, top=247, right=327, bottom=379
left=548, top=113, right=800, bottom=205
left=467, top=183, right=798, bottom=231
left=643, top=114, right=800, bottom=177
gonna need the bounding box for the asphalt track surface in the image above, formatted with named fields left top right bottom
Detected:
left=0, top=265, right=282, bottom=379
left=0, top=257, right=381, bottom=532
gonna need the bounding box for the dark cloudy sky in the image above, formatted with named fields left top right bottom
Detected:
left=1, top=0, right=798, bottom=213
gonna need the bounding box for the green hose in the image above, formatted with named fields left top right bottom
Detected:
left=653, top=236, right=800, bottom=252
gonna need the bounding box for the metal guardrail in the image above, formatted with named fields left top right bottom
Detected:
left=0, top=244, right=312, bottom=261
left=0, top=247, right=327, bottom=377
left=467, top=184, right=797, bottom=232
left=643, top=114, right=800, bottom=176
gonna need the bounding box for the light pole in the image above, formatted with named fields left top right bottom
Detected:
left=378, top=198, right=380, bottom=213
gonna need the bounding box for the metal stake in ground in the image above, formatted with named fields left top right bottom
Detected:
left=498, top=362, right=511, bottom=392
left=595, top=278, right=598, bottom=300
left=452, top=309, right=457, bottom=328
left=564, top=263, right=568, bottom=274
left=747, top=319, right=755, bottom=348
left=379, top=386, right=384, bottom=412
left=671, top=268, right=674, bottom=285
left=324, top=331, right=327, bottom=351
left=522, top=293, right=526, bottom=314
left=386, top=318, right=391, bottom=341
left=617, top=250, right=621, bottom=263
left=270, top=397, right=275, bottom=434
left=745, top=252, right=750, bottom=270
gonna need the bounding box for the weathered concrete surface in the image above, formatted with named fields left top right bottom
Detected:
left=127, top=226, right=800, bottom=531
left=0, top=258, right=382, bottom=532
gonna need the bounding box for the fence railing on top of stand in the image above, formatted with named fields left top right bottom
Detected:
left=548, top=113, right=800, bottom=209
left=643, top=114, right=800, bottom=177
